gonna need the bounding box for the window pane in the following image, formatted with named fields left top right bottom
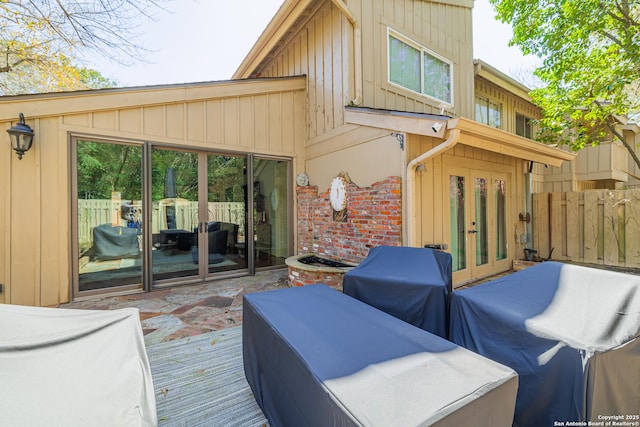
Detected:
left=77, top=141, right=143, bottom=292
left=474, top=178, right=488, bottom=266
left=476, top=97, right=501, bottom=128
left=389, top=35, right=421, bottom=93
left=423, top=52, right=451, bottom=104
left=516, top=113, right=534, bottom=139
left=495, top=179, right=507, bottom=260
left=449, top=175, right=466, bottom=271
left=489, top=100, right=501, bottom=128
left=475, top=97, right=488, bottom=125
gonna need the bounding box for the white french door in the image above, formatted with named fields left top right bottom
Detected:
left=446, top=166, right=511, bottom=285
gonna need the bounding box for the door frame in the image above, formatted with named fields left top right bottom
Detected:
left=444, top=162, right=513, bottom=285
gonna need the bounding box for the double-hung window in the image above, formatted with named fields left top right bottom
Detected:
left=388, top=29, right=453, bottom=105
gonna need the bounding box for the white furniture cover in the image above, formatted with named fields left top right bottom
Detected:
left=0, top=304, right=157, bottom=426
left=450, top=261, right=640, bottom=426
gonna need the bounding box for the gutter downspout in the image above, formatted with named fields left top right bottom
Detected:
left=331, top=0, right=362, bottom=106
left=406, top=127, right=461, bottom=247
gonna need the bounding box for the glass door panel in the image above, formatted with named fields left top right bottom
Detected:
left=151, top=149, right=199, bottom=281
left=449, top=174, right=466, bottom=272
left=76, top=140, right=143, bottom=293
left=471, top=170, right=492, bottom=279
left=474, top=177, right=489, bottom=267
left=495, top=178, right=507, bottom=260
left=253, top=158, right=291, bottom=268
left=204, top=154, right=248, bottom=274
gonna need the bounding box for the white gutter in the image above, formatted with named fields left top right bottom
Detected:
left=406, top=126, right=461, bottom=247
left=331, top=0, right=362, bottom=106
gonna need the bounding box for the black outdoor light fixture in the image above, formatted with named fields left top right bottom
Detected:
left=7, top=113, right=35, bottom=160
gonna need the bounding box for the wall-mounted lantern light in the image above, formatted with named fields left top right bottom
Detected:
left=7, top=113, right=34, bottom=160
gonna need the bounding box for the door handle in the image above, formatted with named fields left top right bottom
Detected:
left=468, top=229, right=477, bottom=234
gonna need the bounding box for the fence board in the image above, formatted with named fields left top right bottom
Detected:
left=550, top=192, right=564, bottom=260
left=582, top=191, right=600, bottom=264
left=626, top=190, right=640, bottom=268
left=565, top=192, right=580, bottom=261
left=603, top=190, right=622, bottom=265
left=533, top=193, right=550, bottom=259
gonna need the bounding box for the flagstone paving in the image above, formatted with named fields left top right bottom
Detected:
left=60, top=269, right=289, bottom=344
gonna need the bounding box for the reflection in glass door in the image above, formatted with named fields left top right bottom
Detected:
left=203, top=154, right=248, bottom=275
left=449, top=175, right=466, bottom=272
left=253, top=158, right=291, bottom=268
left=74, top=140, right=289, bottom=297
left=75, top=140, right=144, bottom=293
left=150, top=150, right=250, bottom=283
left=150, top=149, right=199, bottom=282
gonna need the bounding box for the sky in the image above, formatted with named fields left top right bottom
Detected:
left=85, top=0, right=538, bottom=88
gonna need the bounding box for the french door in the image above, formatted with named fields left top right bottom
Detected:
left=72, top=137, right=291, bottom=297
left=447, top=166, right=511, bottom=285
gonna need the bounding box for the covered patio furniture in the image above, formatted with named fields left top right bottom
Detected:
left=449, top=261, right=640, bottom=427
left=244, top=284, right=518, bottom=427
left=91, top=223, right=140, bottom=260
left=343, top=246, right=452, bottom=338
left=0, top=304, right=157, bottom=426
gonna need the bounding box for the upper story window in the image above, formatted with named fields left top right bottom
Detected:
left=475, top=95, right=502, bottom=128
left=388, top=29, right=453, bottom=106
left=516, top=113, right=534, bottom=139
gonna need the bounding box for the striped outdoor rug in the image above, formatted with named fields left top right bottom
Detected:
left=146, top=326, right=269, bottom=427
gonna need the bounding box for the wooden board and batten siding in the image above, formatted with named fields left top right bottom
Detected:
left=532, top=190, right=640, bottom=268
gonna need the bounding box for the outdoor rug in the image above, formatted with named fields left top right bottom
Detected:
left=145, top=326, right=268, bottom=427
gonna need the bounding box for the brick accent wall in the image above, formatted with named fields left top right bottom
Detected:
left=296, top=176, right=403, bottom=263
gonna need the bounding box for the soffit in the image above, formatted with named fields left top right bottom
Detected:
left=451, top=117, right=576, bottom=167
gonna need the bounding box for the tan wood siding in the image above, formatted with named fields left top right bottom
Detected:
left=369, top=0, right=474, bottom=117
left=415, top=136, right=524, bottom=267
left=0, top=78, right=306, bottom=306
left=258, top=1, right=349, bottom=140
left=474, top=76, right=541, bottom=134
left=255, top=0, right=474, bottom=139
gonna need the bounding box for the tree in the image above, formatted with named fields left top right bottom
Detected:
left=490, top=0, right=640, bottom=169
left=0, top=0, right=170, bottom=94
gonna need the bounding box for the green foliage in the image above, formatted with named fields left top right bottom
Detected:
left=490, top=0, right=640, bottom=159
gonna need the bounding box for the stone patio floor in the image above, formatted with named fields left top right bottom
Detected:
left=60, top=269, right=289, bottom=345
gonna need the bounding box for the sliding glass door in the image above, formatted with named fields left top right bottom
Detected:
left=72, top=138, right=290, bottom=297
left=74, top=139, right=144, bottom=293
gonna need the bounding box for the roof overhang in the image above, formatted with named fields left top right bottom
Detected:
left=233, top=0, right=313, bottom=79
left=345, top=107, right=449, bottom=138
left=0, top=77, right=307, bottom=120
left=345, top=107, right=575, bottom=167
left=450, top=117, right=575, bottom=167
left=474, top=60, right=532, bottom=102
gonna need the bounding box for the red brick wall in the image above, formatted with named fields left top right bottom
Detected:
left=288, top=267, right=347, bottom=291
left=296, top=176, right=402, bottom=263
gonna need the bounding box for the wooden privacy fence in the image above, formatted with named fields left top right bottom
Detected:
left=532, top=189, right=640, bottom=268
left=78, top=199, right=245, bottom=247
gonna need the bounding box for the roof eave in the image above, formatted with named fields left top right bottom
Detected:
left=233, top=0, right=312, bottom=79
